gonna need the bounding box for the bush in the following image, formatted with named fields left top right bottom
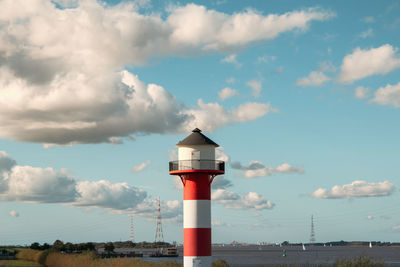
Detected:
left=212, top=259, right=229, bottom=267
left=334, top=256, right=385, bottom=267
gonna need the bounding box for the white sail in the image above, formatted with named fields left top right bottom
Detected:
left=369, top=242, right=372, bottom=248
left=302, top=244, right=306, bottom=251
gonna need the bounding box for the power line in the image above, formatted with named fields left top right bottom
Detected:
left=129, top=214, right=134, bottom=243
left=154, top=197, right=164, bottom=243
left=310, top=215, right=316, bottom=243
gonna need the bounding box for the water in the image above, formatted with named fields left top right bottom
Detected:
left=123, top=245, right=400, bottom=266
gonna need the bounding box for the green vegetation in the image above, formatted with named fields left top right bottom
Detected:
left=333, top=256, right=385, bottom=267
left=279, top=240, right=399, bottom=247
left=104, top=242, right=115, bottom=254
left=29, top=240, right=95, bottom=252
left=16, top=250, right=182, bottom=267
left=25, top=240, right=173, bottom=252
left=212, top=260, right=229, bottom=267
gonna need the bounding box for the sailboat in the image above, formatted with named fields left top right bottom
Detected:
left=302, top=244, right=306, bottom=251
left=369, top=242, right=372, bottom=248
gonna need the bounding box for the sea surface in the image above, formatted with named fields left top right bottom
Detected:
left=115, top=245, right=400, bottom=266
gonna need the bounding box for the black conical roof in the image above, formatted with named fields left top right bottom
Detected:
left=176, top=128, right=219, bottom=147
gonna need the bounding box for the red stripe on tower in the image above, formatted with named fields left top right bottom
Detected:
left=169, top=128, right=224, bottom=267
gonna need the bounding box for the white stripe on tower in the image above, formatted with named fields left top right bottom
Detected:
left=183, top=200, right=212, bottom=265
left=184, top=200, right=211, bottom=228
left=184, top=256, right=212, bottom=267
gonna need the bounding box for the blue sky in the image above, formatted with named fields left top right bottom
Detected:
left=0, top=0, right=400, bottom=245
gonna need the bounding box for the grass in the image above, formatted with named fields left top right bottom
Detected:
left=16, top=250, right=183, bottom=267
left=0, top=260, right=42, bottom=267
left=15, top=250, right=386, bottom=267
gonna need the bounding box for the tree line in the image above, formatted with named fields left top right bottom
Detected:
left=29, top=240, right=174, bottom=252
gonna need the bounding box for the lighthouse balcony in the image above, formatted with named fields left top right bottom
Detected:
left=169, top=160, right=225, bottom=172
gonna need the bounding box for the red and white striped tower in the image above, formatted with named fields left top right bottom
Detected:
left=169, top=128, right=225, bottom=267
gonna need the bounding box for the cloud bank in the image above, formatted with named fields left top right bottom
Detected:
left=0, top=151, right=147, bottom=209
left=212, top=189, right=274, bottom=210
left=231, top=161, right=304, bottom=178
left=312, top=180, right=395, bottom=199
left=0, top=150, right=187, bottom=222
left=0, top=0, right=333, bottom=145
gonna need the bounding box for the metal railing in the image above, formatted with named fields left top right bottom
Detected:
left=169, top=160, right=225, bottom=172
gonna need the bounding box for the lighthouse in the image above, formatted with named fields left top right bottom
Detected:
left=169, top=128, right=225, bottom=267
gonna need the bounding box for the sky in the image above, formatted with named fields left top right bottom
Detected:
left=0, top=0, right=400, bottom=245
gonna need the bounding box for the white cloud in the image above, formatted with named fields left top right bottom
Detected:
left=9, top=210, right=19, bottom=217
left=0, top=2, right=332, bottom=144
left=0, top=150, right=152, bottom=213
left=1, top=166, right=78, bottom=203
left=257, top=55, right=276, bottom=63
left=362, top=16, right=375, bottom=23
left=312, top=180, right=395, bottom=199
left=231, top=161, right=304, bottom=178
left=355, top=86, right=370, bottom=99
left=339, top=44, right=400, bottom=84
left=370, top=81, right=400, bottom=107
left=167, top=5, right=334, bottom=51
left=393, top=224, right=400, bottom=231
left=296, top=61, right=335, bottom=87
left=212, top=220, right=232, bottom=227
left=358, top=28, right=374, bottom=39
left=221, top=54, right=241, bottom=67
left=0, top=151, right=184, bottom=221
left=246, top=79, right=262, bottom=98
left=132, top=199, right=182, bottom=223
left=218, top=87, right=238, bottom=100
left=296, top=71, right=331, bottom=87
left=216, top=147, right=230, bottom=162
left=212, top=189, right=274, bottom=210
left=74, top=180, right=146, bottom=210
left=183, top=99, right=277, bottom=132
left=132, top=160, right=152, bottom=172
